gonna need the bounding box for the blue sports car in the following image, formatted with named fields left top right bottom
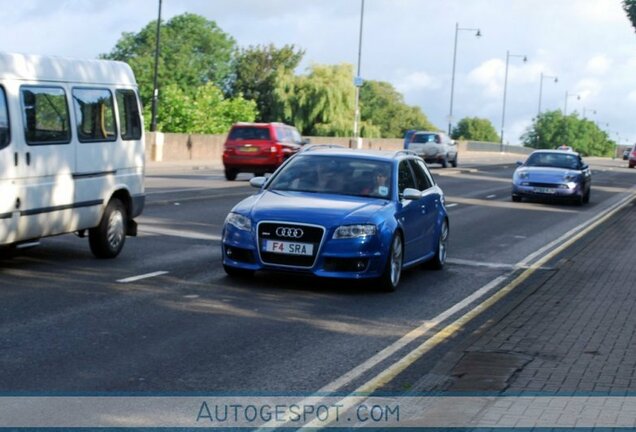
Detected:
left=222, top=147, right=449, bottom=291
left=512, top=150, right=592, bottom=205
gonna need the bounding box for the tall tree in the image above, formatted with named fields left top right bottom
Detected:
left=153, top=83, right=256, bottom=134
left=360, top=81, right=436, bottom=138
left=275, top=63, right=381, bottom=137
left=230, top=44, right=304, bottom=122
left=451, top=117, right=500, bottom=142
left=522, top=110, right=614, bottom=156
left=624, top=0, right=636, bottom=31
left=101, top=13, right=236, bottom=109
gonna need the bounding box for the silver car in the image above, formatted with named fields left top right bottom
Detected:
left=405, top=131, right=458, bottom=168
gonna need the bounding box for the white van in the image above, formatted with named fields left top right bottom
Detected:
left=0, top=53, right=145, bottom=258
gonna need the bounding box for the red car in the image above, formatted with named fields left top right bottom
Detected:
left=629, top=144, right=636, bottom=169
left=222, top=122, right=308, bottom=180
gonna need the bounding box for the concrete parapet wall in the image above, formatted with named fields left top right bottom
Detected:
left=145, top=132, right=531, bottom=162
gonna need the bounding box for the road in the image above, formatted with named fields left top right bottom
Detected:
left=0, top=156, right=634, bottom=393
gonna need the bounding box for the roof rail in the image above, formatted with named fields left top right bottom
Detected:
left=393, top=150, right=418, bottom=158
left=299, top=144, right=347, bottom=153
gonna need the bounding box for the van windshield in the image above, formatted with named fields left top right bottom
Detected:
left=228, top=126, right=271, bottom=141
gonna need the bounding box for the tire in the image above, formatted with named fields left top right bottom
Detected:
left=440, top=156, right=448, bottom=168
left=223, top=264, right=254, bottom=278
left=583, top=188, right=590, bottom=204
left=378, top=233, right=403, bottom=292
left=225, top=168, right=238, bottom=181
left=428, top=219, right=449, bottom=270
left=512, top=195, right=522, bottom=202
left=451, top=154, right=458, bottom=168
left=89, top=198, right=126, bottom=259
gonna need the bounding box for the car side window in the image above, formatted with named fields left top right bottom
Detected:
left=398, top=160, right=417, bottom=195
left=408, top=159, right=432, bottom=191
left=0, top=86, right=9, bottom=150
left=409, top=159, right=435, bottom=191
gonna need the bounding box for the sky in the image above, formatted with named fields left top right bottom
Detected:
left=1, top=0, right=635, bottom=146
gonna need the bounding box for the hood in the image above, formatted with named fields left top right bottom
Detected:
left=516, top=166, right=580, bottom=182
left=232, top=190, right=390, bottom=226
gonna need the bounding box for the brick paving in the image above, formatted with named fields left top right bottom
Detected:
left=419, top=201, right=636, bottom=394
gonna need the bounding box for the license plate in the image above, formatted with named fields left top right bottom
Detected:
left=240, top=145, right=259, bottom=152
left=264, top=240, right=314, bottom=256
left=534, top=187, right=556, bottom=194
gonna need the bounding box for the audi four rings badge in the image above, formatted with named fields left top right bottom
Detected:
left=276, top=227, right=304, bottom=238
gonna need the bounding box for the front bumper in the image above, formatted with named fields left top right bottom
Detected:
left=221, top=224, right=389, bottom=279
left=512, top=183, right=584, bottom=200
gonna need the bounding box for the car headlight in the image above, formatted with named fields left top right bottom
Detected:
left=333, top=224, right=377, bottom=239
left=225, top=212, right=252, bottom=232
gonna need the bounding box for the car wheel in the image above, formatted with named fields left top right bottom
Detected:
left=225, top=169, right=238, bottom=181
left=451, top=154, right=458, bottom=168
left=583, top=188, right=591, bottom=204
left=89, top=198, right=126, bottom=259
left=223, top=264, right=254, bottom=278
left=379, top=233, right=403, bottom=292
left=440, top=156, right=448, bottom=168
left=428, top=219, right=449, bottom=270
left=512, top=195, right=522, bottom=202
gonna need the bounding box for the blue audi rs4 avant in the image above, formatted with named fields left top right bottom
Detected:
left=222, top=146, right=449, bottom=291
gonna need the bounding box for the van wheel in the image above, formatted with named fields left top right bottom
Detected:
left=89, top=198, right=126, bottom=259
left=225, top=169, right=238, bottom=181
left=440, top=156, right=448, bottom=168
left=451, top=154, right=458, bottom=168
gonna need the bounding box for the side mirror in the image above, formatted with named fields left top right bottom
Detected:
left=249, top=177, right=267, bottom=188
left=515, top=161, right=523, bottom=167
left=402, top=188, right=422, bottom=201
left=581, top=164, right=589, bottom=171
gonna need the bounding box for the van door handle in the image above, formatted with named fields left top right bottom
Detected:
left=26, top=152, right=31, bottom=166
left=14, top=152, right=18, bottom=166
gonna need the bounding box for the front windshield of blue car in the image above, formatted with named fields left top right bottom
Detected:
left=267, top=154, right=393, bottom=199
left=525, top=152, right=580, bottom=170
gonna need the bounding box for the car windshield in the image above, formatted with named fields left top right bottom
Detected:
left=267, top=155, right=393, bottom=198
left=411, top=133, right=438, bottom=144
left=228, top=126, right=271, bottom=140
left=525, top=152, right=580, bottom=169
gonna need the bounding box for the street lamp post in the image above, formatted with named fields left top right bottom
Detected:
left=448, top=22, right=481, bottom=135
left=500, top=50, right=527, bottom=152
left=563, top=90, right=580, bottom=116
left=352, top=0, right=365, bottom=146
left=537, top=72, right=558, bottom=116
left=150, top=0, right=163, bottom=132
left=582, top=107, right=596, bottom=119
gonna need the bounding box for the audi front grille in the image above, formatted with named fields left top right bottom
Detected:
left=257, top=222, right=325, bottom=268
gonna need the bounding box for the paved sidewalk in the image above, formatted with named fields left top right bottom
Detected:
left=414, top=199, right=636, bottom=394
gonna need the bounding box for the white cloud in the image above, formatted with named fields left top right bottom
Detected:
left=394, top=71, right=440, bottom=93
left=628, top=90, right=636, bottom=103
left=585, top=55, right=612, bottom=75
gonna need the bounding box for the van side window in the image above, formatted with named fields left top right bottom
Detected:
left=116, top=89, right=142, bottom=140
left=0, top=86, right=9, bottom=150
left=72, top=88, right=116, bottom=142
left=21, top=86, right=71, bottom=145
